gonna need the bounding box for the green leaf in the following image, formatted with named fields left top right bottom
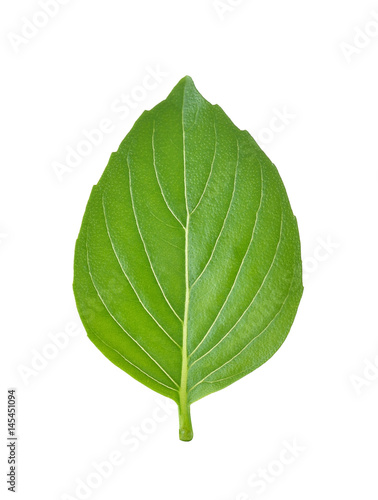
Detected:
left=73, top=76, right=303, bottom=441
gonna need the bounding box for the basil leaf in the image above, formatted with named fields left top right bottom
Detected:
left=73, top=77, right=303, bottom=441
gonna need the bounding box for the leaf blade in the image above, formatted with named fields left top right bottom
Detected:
left=73, top=76, right=303, bottom=439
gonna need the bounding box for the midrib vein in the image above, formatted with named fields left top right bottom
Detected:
left=180, top=94, right=190, bottom=409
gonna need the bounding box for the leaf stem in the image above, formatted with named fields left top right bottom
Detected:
left=178, top=399, right=193, bottom=441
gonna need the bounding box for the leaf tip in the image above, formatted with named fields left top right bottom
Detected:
left=173, top=75, right=201, bottom=99
left=179, top=74, right=195, bottom=86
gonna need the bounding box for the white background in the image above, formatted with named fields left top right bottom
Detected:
left=1, top=0, right=378, bottom=499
